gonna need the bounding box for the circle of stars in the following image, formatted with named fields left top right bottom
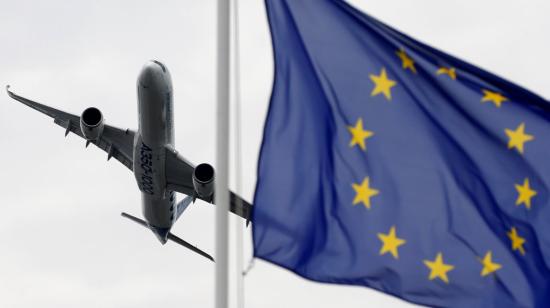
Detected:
left=343, top=46, right=538, bottom=287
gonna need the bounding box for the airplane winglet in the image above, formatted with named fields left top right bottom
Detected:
left=5, top=85, right=17, bottom=99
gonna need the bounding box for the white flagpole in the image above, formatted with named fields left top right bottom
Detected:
left=231, top=0, right=245, bottom=306
left=215, top=0, right=230, bottom=307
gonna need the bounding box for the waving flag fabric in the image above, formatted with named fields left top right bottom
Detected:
left=252, top=0, right=550, bottom=307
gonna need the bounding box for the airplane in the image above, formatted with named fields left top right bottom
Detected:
left=6, top=60, right=252, bottom=262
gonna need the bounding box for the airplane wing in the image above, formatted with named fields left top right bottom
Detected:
left=6, top=86, right=135, bottom=170
left=165, top=146, right=253, bottom=222
left=7, top=85, right=252, bottom=222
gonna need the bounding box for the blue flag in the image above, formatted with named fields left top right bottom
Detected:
left=252, top=0, right=550, bottom=307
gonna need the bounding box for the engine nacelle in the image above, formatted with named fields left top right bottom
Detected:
left=193, top=163, right=215, bottom=201
left=80, top=107, right=104, bottom=140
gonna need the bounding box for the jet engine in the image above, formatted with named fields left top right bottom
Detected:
left=80, top=107, right=104, bottom=140
left=193, top=163, right=215, bottom=201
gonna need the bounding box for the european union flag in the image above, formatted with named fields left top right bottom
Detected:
left=252, top=0, right=550, bottom=307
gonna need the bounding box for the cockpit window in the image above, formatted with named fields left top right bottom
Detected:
left=152, top=60, right=166, bottom=73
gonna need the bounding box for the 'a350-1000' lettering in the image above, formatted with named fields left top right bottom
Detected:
left=140, top=142, right=154, bottom=195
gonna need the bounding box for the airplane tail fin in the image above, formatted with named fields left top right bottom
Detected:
left=175, top=195, right=193, bottom=222
left=121, top=212, right=214, bottom=262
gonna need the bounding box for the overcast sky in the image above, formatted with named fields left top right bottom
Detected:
left=0, top=1, right=548, bottom=307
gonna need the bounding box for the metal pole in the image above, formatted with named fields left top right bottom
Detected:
left=215, top=0, right=230, bottom=307
left=231, top=0, right=244, bottom=306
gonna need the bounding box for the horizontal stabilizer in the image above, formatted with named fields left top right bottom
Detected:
left=121, top=212, right=148, bottom=227
left=167, top=232, right=214, bottom=262
left=121, top=212, right=214, bottom=262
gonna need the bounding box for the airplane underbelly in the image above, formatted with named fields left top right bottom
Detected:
left=141, top=193, right=173, bottom=228
left=133, top=136, right=174, bottom=228
left=134, top=60, right=175, bottom=229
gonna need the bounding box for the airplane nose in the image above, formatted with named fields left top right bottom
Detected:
left=138, top=62, right=157, bottom=88
left=138, top=60, right=167, bottom=88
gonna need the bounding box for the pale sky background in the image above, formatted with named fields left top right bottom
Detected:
left=0, top=1, right=548, bottom=307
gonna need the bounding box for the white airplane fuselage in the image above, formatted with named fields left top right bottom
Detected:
left=133, top=61, right=176, bottom=243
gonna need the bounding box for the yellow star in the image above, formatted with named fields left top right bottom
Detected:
left=378, top=226, right=406, bottom=259
left=479, top=251, right=502, bottom=276
left=352, top=177, right=379, bottom=209
left=481, top=89, right=508, bottom=107
left=515, top=178, right=537, bottom=209
left=507, top=227, right=526, bottom=255
left=424, top=253, right=454, bottom=284
left=396, top=48, right=416, bottom=73
left=347, top=118, right=374, bottom=151
left=370, top=68, right=397, bottom=101
left=436, top=67, right=456, bottom=80
left=505, top=123, right=534, bottom=154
